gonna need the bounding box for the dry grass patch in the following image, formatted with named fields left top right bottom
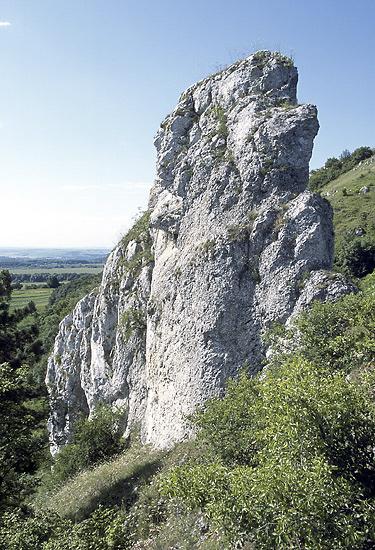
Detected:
left=35, top=442, right=165, bottom=521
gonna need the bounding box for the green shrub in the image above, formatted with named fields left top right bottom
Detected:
left=334, top=233, right=375, bottom=278
left=295, top=284, right=375, bottom=373
left=0, top=506, right=128, bottom=550
left=161, top=359, right=375, bottom=548
left=0, top=509, right=63, bottom=550
left=160, top=282, right=375, bottom=548
left=119, top=306, right=146, bottom=339
left=189, top=371, right=262, bottom=466
left=52, top=403, right=128, bottom=484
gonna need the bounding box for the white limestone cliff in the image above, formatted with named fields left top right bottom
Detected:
left=46, top=51, right=356, bottom=453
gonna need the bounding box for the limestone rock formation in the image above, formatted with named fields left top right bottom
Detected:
left=46, top=51, right=356, bottom=453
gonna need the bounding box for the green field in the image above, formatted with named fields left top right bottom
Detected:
left=6, top=256, right=105, bottom=312
left=10, top=286, right=55, bottom=312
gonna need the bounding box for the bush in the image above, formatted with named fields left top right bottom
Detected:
left=52, top=403, right=128, bottom=484
left=160, top=282, right=375, bottom=548
left=46, top=275, right=60, bottom=289
left=294, top=286, right=375, bottom=374
left=334, top=233, right=375, bottom=278
left=0, top=506, right=128, bottom=550
left=161, top=360, right=375, bottom=548
left=189, top=371, right=263, bottom=466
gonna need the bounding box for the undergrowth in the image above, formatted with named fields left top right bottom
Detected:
left=7, top=271, right=372, bottom=549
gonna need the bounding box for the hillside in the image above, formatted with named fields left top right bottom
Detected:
left=316, top=155, right=375, bottom=244
left=2, top=270, right=375, bottom=549
left=309, top=153, right=375, bottom=278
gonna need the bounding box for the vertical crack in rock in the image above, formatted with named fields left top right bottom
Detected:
left=46, top=51, right=356, bottom=452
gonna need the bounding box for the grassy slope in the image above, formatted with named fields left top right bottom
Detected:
left=33, top=439, right=217, bottom=548
left=316, top=155, right=375, bottom=249
left=35, top=442, right=166, bottom=521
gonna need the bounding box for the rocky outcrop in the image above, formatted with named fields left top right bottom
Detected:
left=46, top=51, right=356, bottom=453
left=46, top=218, right=153, bottom=455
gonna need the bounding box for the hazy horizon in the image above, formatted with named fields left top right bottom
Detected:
left=0, top=246, right=111, bottom=260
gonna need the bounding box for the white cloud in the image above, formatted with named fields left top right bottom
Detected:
left=0, top=22, right=11, bottom=26
left=62, top=184, right=107, bottom=191
left=110, top=182, right=152, bottom=190
left=61, top=182, right=152, bottom=192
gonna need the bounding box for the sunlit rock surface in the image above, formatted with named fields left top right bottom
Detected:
left=46, top=51, right=356, bottom=453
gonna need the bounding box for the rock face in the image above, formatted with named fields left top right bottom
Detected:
left=46, top=51, right=356, bottom=453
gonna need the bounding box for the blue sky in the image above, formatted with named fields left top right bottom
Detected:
left=0, top=0, right=374, bottom=248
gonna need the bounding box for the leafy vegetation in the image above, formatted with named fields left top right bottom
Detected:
left=0, top=270, right=40, bottom=368
left=119, top=210, right=152, bottom=255
left=49, top=403, right=128, bottom=486
left=252, top=50, right=294, bottom=70
left=0, top=506, right=128, bottom=550
left=0, top=270, right=47, bottom=511
left=119, top=306, right=146, bottom=338
left=160, top=276, right=375, bottom=548
left=0, top=269, right=103, bottom=513
left=119, top=210, right=154, bottom=280
left=334, top=232, right=375, bottom=279
left=1, top=268, right=374, bottom=548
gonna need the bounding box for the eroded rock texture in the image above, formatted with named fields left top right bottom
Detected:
left=46, top=51, right=356, bottom=452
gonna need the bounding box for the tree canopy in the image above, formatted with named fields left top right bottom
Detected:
left=0, top=270, right=47, bottom=510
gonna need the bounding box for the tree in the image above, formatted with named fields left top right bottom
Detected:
left=351, top=146, right=373, bottom=163
left=0, top=270, right=14, bottom=364
left=0, top=362, right=46, bottom=511
left=0, top=270, right=46, bottom=510
left=0, top=270, right=37, bottom=367
left=46, top=275, right=60, bottom=289
left=339, top=148, right=351, bottom=159
left=28, top=300, right=37, bottom=314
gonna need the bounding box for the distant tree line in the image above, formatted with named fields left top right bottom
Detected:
left=11, top=272, right=91, bottom=284
left=308, top=146, right=374, bottom=192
